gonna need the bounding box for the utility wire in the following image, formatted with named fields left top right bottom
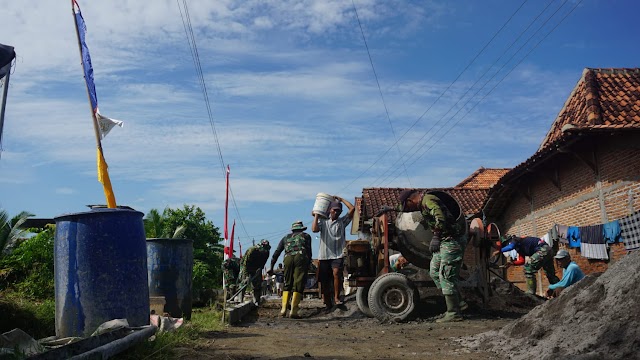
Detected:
left=375, top=0, right=563, bottom=186
left=339, top=0, right=529, bottom=193
left=177, top=0, right=251, bottom=241
left=382, top=0, right=583, bottom=186
left=352, top=0, right=412, bottom=187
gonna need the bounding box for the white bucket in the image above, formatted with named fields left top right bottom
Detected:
left=312, top=193, right=333, bottom=218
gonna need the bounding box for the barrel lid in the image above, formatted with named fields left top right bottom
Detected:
left=54, top=206, right=143, bottom=221
left=146, top=238, right=194, bottom=243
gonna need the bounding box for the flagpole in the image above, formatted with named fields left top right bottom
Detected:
left=71, top=0, right=117, bottom=208
left=0, top=68, right=9, bottom=155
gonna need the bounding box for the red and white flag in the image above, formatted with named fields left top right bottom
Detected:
left=228, top=220, right=235, bottom=258
left=223, top=165, right=230, bottom=260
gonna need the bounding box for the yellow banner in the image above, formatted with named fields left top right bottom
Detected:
left=96, top=147, right=116, bottom=208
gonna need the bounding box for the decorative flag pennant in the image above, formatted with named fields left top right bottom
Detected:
left=72, top=0, right=119, bottom=207
left=97, top=111, right=124, bottom=140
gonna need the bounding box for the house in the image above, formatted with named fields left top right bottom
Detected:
left=482, top=68, right=640, bottom=293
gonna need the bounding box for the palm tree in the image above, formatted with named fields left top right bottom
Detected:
left=0, top=210, right=35, bottom=255
left=143, top=208, right=186, bottom=239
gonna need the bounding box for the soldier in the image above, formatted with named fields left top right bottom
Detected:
left=268, top=220, right=312, bottom=318
left=397, top=189, right=466, bottom=322
left=222, top=256, right=241, bottom=300
left=241, top=239, right=271, bottom=306
left=496, top=235, right=560, bottom=294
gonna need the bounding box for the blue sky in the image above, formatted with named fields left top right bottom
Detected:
left=1, top=0, right=639, bottom=262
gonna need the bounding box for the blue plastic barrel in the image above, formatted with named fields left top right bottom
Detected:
left=146, top=238, right=193, bottom=319
left=54, top=208, right=149, bottom=337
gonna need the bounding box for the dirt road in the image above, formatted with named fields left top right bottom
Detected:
left=177, top=295, right=521, bottom=359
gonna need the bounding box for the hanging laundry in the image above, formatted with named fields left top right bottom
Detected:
left=620, top=210, right=640, bottom=251
left=566, top=226, right=581, bottom=248
left=580, top=224, right=605, bottom=244
left=581, top=243, right=609, bottom=260
left=579, top=224, right=608, bottom=260
left=556, top=224, right=569, bottom=245
left=541, top=233, right=552, bottom=247
left=603, top=220, right=621, bottom=244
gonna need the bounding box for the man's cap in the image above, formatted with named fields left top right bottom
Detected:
left=330, top=201, right=342, bottom=211
left=554, top=249, right=570, bottom=259
left=398, top=189, right=418, bottom=211
left=291, top=220, right=307, bottom=231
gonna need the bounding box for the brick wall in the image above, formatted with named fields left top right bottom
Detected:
left=496, top=137, right=640, bottom=294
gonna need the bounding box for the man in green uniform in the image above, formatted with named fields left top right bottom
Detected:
left=222, top=256, right=241, bottom=300
left=268, top=220, right=312, bottom=318
left=397, top=189, right=466, bottom=322
left=241, top=239, right=271, bottom=306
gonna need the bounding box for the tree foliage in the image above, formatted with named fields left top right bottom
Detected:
left=0, top=209, right=35, bottom=256
left=0, top=226, right=55, bottom=300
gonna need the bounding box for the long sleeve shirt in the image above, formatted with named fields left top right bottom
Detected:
left=548, top=262, right=584, bottom=290
left=501, top=236, right=544, bottom=257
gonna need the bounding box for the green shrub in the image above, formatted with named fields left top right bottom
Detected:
left=0, top=227, right=55, bottom=300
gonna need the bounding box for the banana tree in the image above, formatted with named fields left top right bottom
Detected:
left=143, top=208, right=186, bottom=239
left=0, top=210, right=35, bottom=255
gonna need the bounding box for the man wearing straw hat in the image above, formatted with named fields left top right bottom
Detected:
left=269, top=221, right=312, bottom=318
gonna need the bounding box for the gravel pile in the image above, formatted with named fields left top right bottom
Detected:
left=458, top=250, right=640, bottom=359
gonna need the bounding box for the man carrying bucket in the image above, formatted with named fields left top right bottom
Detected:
left=312, top=195, right=355, bottom=310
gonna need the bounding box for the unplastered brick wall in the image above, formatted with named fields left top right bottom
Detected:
left=496, top=138, right=640, bottom=294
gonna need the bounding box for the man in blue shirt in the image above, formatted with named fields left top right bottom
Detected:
left=546, top=249, right=584, bottom=298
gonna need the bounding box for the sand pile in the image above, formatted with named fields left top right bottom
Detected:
left=459, top=250, right=640, bottom=359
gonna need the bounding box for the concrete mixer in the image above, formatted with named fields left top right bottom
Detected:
left=345, top=190, right=498, bottom=322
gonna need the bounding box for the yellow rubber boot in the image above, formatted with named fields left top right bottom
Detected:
left=289, top=292, right=303, bottom=319
left=526, top=277, right=537, bottom=295
left=280, top=291, right=290, bottom=317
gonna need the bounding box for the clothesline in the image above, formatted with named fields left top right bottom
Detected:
left=545, top=209, right=640, bottom=260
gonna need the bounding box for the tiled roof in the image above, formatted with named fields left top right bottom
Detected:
left=455, top=167, right=511, bottom=189
left=484, top=68, right=640, bottom=219
left=539, top=68, right=640, bottom=150
left=361, top=187, right=488, bottom=223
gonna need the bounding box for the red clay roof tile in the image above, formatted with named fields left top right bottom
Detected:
left=361, top=187, right=488, bottom=223
left=539, top=68, right=640, bottom=151
left=455, top=167, right=511, bottom=189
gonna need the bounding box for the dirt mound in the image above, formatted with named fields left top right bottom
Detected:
left=459, top=250, right=640, bottom=359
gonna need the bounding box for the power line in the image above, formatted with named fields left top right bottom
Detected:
left=339, top=0, right=529, bottom=193
left=371, top=0, right=558, bottom=186
left=382, top=0, right=583, bottom=186
left=375, top=0, right=564, bottom=186
left=352, top=0, right=412, bottom=187
left=177, top=0, right=252, bottom=240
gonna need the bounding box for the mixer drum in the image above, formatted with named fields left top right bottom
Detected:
left=394, top=190, right=466, bottom=269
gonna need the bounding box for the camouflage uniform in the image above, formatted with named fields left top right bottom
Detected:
left=222, top=256, right=241, bottom=294
left=271, top=231, right=312, bottom=293
left=502, top=236, right=559, bottom=293
left=241, top=240, right=271, bottom=304
left=420, top=194, right=466, bottom=296
left=269, top=221, right=312, bottom=318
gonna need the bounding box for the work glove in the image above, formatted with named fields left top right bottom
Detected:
left=429, top=232, right=441, bottom=253
left=375, top=206, right=394, bottom=217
